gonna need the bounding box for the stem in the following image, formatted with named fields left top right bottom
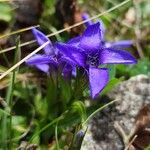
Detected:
left=55, top=122, right=60, bottom=150
left=82, top=99, right=118, bottom=126
left=133, top=0, right=144, bottom=58
left=1, top=72, right=15, bottom=149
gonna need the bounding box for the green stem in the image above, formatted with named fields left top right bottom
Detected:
left=1, top=72, right=15, bottom=149
left=55, top=122, right=60, bottom=150
left=82, top=99, right=118, bottom=127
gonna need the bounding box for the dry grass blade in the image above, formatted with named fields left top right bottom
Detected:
left=0, top=0, right=17, bottom=2
left=0, top=40, right=36, bottom=54
left=0, top=41, right=50, bottom=80
left=0, top=25, right=39, bottom=39
left=0, top=0, right=131, bottom=54
left=125, top=135, right=137, bottom=150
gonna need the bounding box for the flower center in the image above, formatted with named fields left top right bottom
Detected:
left=87, top=52, right=99, bottom=67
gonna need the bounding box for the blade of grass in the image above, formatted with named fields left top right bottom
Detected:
left=55, top=122, right=60, bottom=150
left=0, top=108, right=10, bottom=116
left=8, top=102, right=35, bottom=143
left=1, top=51, right=10, bottom=67
left=0, top=25, right=39, bottom=39
left=0, top=0, right=10, bottom=1
left=29, top=110, right=68, bottom=142
left=0, top=0, right=131, bottom=54
left=82, top=99, right=118, bottom=127
left=72, top=101, right=87, bottom=124
left=14, top=36, right=21, bottom=71
left=0, top=41, right=50, bottom=80
left=10, top=37, right=21, bottom=149
left=1, top=111, right=7, bottom=149
left=133, top=0, right=144, bottom=58
left=69, top=125, right=87, bottom=150
left=1, top=37, right=20, bottom=149
left=1, top=64, right=15, bottom=149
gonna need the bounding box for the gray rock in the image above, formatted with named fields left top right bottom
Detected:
left=81, top=75, right=150, bottom=150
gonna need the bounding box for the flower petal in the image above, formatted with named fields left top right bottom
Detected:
left=58, top=56, right=76, bottom=68
left=26, top=54, right=56, bottom=65
left=58, top=57, right=76, bottom=78
left=98, top=20, right=105, bottom=41
left=80, top=22, right=101, bottom=53
left=67, top=36, right=81, bottom=47
left=82, top=13, right=105, bottom=41
left=99, top=48, right=137, bottom=64
left=62, top=64, right=73, bottom=78
left=82, top=13, right=93, bottom=27
left=36, top=64, right=49, bottom=73
left=89, top=67, right=109, bottom=99
left=56, top=43, right=86, bottom=67
left=105, top=40, right=133, bottom=49
left=32, top=28, right=54, bottom=55
left=72, top=66, right=77, bottom=77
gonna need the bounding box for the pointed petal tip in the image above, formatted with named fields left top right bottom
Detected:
left=25, top=54, right=57, bottom=67
left=100, top=48, right=137, bottom=65
left=82, top=12, right=93, bottom=27
left=129, top=56, right=137, bottom=64
left=89, top=67, right=109, bottom=99
left=105, top=40, right=134, bottom=49
left=31, top=27, right=38, bottom=33
left=82, top=12, right=90, bottom=20
left=80, top=22, right=102, bottom=53
left=31, top=28, right=54, bottom=55
left=36, top=64, right=49, bottom=73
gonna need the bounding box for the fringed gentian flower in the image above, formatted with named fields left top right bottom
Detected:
left=82, top=13, right=134, bottom=49
left=56, top=22, right=137, bottom=99
left=26, top=28, right=75, bottom=78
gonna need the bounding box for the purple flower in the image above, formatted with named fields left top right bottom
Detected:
left=82, top=13, right=133, bottom=49
left=56, top=22, right=137, bottom=99
left=26, top=28, right=75, bottom=78
left=82, top=13, right=93, bottom=27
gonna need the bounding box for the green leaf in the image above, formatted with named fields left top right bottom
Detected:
left=29, top=111, right=68, bottom=142
left=0, top=108, right=10, bottom=116
left=144, top=145, right=150, bottom=150
left=34, top=93, right=47, bottom=117
left=107, top=64, right=116, bottom=79
left=101, top=77, right=122, bottom=96
left=46, top=76, right=59, bottom=119
left=0, top=3, right=12, bottom=22
left=59, top=76, right=72, bottom=104
left=129, top=59, right=150, bottom=76
left=116, top=59, right=150, bottom=77
left=71, top=101, right=87, bottom=123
